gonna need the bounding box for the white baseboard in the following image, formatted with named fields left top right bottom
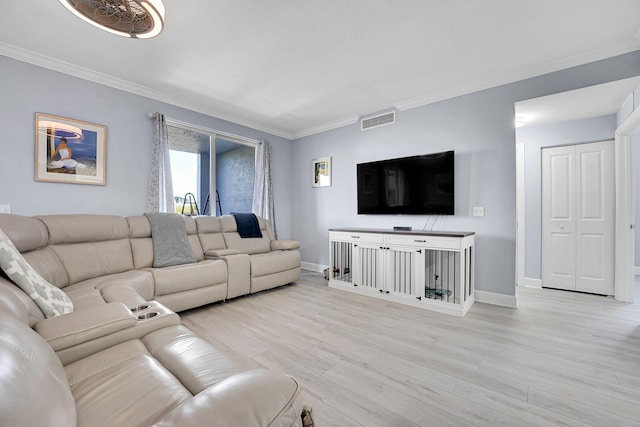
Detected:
left=474, top=290, right=518, bottom=308
left=301, top=262, right=328, bottom=273
left=518, top=277, right=542, bottom=288
left=635, top=267, right=640, bottom=276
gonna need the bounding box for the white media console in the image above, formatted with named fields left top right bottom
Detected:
left=329, top=228, right=475, bottom=316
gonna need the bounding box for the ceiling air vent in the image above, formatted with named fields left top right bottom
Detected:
left=361, top=111, right=396, bottom=131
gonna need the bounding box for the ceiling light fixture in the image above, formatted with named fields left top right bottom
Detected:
left=58, top=0, right=165, bottom=39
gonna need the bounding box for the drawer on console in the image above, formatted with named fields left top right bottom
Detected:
left=329, top=231, right=384, bottom=244
left=387, top=234, right=461, bottom=250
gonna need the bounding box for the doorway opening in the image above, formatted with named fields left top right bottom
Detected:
left=515, top=76, right=640, bottom=302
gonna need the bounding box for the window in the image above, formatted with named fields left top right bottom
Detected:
left=167, top=123, right=256, bottom=216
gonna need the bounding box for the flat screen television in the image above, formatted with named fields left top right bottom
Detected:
left=357, top=150, right=454, bottom=215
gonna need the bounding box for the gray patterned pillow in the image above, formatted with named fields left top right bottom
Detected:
left=0, top=227, right=73, bottom=318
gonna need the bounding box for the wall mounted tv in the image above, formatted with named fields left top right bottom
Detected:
left=357, top=150, right=454, bottom=215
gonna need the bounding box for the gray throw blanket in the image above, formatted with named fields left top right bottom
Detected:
left=144, top=213, right=197, bottom=268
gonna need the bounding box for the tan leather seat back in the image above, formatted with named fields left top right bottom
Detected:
left=184, top=216, right=205, bottom=261
left=219, top=215, right=273, bottom=255
left=128, top=215, right=205, bottom=270
left=127, top=215, right=155, bottom=269
left=0, top=277, right=45, bottom=326
left=0, top=214, right=69, bottom=287
left=195, top=216, right=225, bottom=252
left=0, top=315, right=77, bottom=426
left=38, top=215, right=134, bottom=285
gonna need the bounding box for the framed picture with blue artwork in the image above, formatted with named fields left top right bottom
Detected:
left=312, top=156, right=331, bottom=187
left=35, top=113, right=107, bottom=185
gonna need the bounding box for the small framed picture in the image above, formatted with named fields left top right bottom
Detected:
left=312, top=156, right=331, bottom=187
left=35, top=113, right=107, bottom=185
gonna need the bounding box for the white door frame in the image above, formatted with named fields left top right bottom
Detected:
left=614, top=107, right=639, bottom=302
left=516, top=109, right=639, bottom=301
left=515, top=143, right=527, bottom=287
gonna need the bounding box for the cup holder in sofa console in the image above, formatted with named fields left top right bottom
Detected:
left=130, top=304, right=150, bottom=312
left=136, top=312, right=159, bottom=321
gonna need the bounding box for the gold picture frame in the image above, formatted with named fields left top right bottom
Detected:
left=312, top=156, right=331, bottom=187
left=35, top=113, right=106, bottom=185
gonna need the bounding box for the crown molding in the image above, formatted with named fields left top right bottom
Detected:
left=294, top=40, right=640, bottom=137
left=394, top=40, right=640, bottom=112
left=291, top=115, right=360, bottom=140
left=3, top=39, right=639, bottom=141
left=0, top=42, right=295, bottom=140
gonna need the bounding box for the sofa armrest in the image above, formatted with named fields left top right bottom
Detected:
left=204, top=248, right=241, bottom=258
left=33, top=302, right=136, bottom=351
left=271, top=240, right=300, bottom=251
left=153, top=369, right=307, bottom=427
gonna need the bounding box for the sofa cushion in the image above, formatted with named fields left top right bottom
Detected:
left=195, top=216, right=226, bottom=253
left=0, top=228, right=73, bottom=318
left=271, top=240, right=300, bottom=250
left=0, top=315, right=77, bottom=427
left=250, top=251, right=302, bottom=278
left=52, top=239, right=135, bottom=285
left=64, top=286, right=108, bottom=310
left=65, top=270, right=155, bottom=302
left=39, top=215, right=135, bottom=285
left=0, top=214, right=48, bottom=252
left=23, top=246, right=70, bottom=287
left=152, top=369, right=304, bottom=427
left=0, top=278, right=41, bottom=325
left=66, top=340, right=191, bottom=427
left=38, top=214, right=130, bottom=244
left=220, top=216, right=272, bottom=255
left=142, top=325, right=244, bottom=394
left=149, top=259, right=227, bottom=297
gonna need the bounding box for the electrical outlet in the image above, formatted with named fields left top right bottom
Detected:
left=0, top=204, right=11, bottom=214
left=472, top=206, right=485, bottom=217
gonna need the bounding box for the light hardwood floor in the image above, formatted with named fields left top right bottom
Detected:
left=181, top=272, right=640, bottom=426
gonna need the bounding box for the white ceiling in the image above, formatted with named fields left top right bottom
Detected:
left=515, top=76, right=640, bottom=128
left=1, top=1, right=639, bottom=139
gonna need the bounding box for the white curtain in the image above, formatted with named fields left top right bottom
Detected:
left=146, top=113, right=175, bottom=213
left=252, top=140, right=276, bottom=238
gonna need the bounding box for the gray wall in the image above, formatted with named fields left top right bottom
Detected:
left=216, top=146, right=255, bottom=215
left=516, top=115, right=617, bottom=279
left=0, top=56, right=294, bottom=238
left=2, top=50, right=639, bottom=297
left=291, top=51, right=640, bottom=297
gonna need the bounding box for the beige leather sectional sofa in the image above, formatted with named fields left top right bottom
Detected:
left=0, top=213, right=311, bottom=427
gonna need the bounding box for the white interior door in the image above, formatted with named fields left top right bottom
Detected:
left=542, top=146, right=576, bottom=290
left=542, top=141, right=615, bottom=295
left=575, top=141, right=615, bottom=294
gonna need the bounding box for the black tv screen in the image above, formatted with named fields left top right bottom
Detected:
left=357, top=150, right=454, bottom=215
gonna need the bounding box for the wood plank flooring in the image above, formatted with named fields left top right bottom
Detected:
left=181, top=272, right=640, bottom=426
